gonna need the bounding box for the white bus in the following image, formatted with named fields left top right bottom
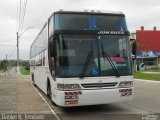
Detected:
left=30, top=10, right=133, bottom=107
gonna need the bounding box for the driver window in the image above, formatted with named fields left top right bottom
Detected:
left=49, top=36, right=55, bottom=78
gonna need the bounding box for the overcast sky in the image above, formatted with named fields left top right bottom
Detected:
left=0, top=0, right=160, bottom=60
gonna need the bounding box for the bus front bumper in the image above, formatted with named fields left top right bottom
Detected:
left=55, top=87, right=134, bottom=107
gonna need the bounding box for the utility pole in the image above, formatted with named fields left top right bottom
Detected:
left=16, top=27, right=34, bottom=75
left=17, top=32, right=19, bottom=75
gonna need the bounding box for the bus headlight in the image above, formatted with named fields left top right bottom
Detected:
left=57, top=84, right=81, bottom=90
left=119, top=81, right=133, bottom=87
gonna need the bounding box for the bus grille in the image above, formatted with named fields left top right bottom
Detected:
left=81, top=82, right=118, bottom=88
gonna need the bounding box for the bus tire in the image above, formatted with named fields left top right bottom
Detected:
left=47, top=81, right=52, bottom=99
left=47, top=81, right=57, bottom=106
left=32, top=74, right=36, bottom=86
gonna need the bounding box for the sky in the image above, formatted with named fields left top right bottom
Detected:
left=0, top=0, right=160, bottom=60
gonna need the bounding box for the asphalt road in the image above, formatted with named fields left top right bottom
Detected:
left=0, top=71, right=160, bottom=120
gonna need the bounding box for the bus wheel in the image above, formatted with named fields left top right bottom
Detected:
left=47, top=82, right=57, bottom=106
left=47, top=83, right=52, bottom=99
left=47, top=83, right=57, bottom=106
left=32, top=74, right=36, bottom=86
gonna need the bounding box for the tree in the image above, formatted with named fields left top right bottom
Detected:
left=0, top=60, right=8, bottom=72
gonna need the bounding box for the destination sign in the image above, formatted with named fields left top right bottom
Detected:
left=97, top=31, right=125, bottom=35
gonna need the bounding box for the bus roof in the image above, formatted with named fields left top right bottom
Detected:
left=51, top=10, right=125, bottom=17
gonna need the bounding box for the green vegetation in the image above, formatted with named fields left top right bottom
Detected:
left=0, top=60, right=9, bottom=72
left=20, top=66, right=30, bottom=75
left=133, top=72, right=160, bottom=81
left=0, top=69, right=4, bottom=73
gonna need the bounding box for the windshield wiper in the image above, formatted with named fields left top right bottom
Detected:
left=101, top=41, right=120, bottom=77
left=80, top=51, right=93, bottom=79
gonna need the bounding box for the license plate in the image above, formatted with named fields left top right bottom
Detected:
left=65, top=95, right=78, bottom=100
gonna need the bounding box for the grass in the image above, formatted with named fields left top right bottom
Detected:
left=0, top=68, right=5, bottom=72
left=20, top=67, right=30, bottom=75
left=133, top=72, right=160, bottom=81
left=0, top=70, right=4, bottom=74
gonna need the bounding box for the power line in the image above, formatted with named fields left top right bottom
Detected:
left=15, top=0, right=29, bottom=73
left=8, top=47, right=17, bottom=59
left=18, top=0, right=28, bottom=34
left=0, top=0, right=28, bottom=61
left=18, top=0, right=22, bottom=33
left=20, top=0, right=28, bottom=33
left=16, top=0, right=19, bottom=31
left=19, top=0, right=23, bottom=33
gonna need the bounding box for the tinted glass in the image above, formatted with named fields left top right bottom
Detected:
left=56, top=35, right=98, bottom=77
left=55, top=14, right=128, bottom=31
left=99, top=36, right=132, bottom=76
left=30, top=25, right=48, bottom=58
left=55, top=35, right=132, bottom=77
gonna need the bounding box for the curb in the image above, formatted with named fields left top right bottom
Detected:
left=142, top=72, right=160, bottom=74
left=134, top=79, right=160, bottom=83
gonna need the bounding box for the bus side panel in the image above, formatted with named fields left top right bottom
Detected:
left=34, top=66, right=48, bottom=94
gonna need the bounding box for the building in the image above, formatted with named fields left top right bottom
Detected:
left=135, top=26, right=160, bottom=67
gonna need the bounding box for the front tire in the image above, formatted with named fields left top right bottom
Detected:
left=47, top=83, right=52, bottom=99
left=32, top=74, right=36, bottom=86
left=47, top=82, right=57, bottom=106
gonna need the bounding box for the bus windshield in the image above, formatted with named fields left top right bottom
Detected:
left=56, top=35, right=132, bottom=77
